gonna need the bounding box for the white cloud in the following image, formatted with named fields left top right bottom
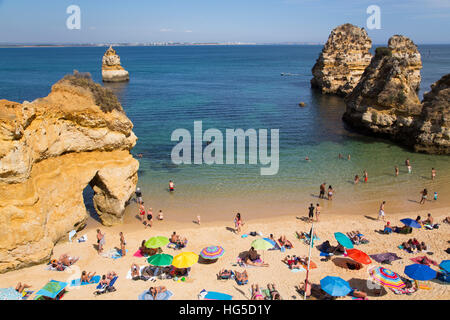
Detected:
left=159, top=28, right=173, bottom=32
left=184, top=30, right=193, bottom=33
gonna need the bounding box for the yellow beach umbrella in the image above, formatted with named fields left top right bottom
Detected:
left=172, top=252, right=199, bottom=268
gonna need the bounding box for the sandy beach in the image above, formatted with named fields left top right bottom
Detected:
left=1, top=197, right=448, bottom=300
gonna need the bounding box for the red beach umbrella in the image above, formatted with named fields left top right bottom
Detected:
left=346, top=249, right=372, bottom=265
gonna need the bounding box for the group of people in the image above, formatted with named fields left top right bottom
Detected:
left=308, top=203, right=321, bottom=222
left=319, top=183, right=334, bottom=200
left=136, top=186, right=165, bottom=228
left=354, top=170, right=368, bottom=184
left=401, top=238, right=428, bottom=253
left=95, top=230, right=127, bottom=256
left=283, top=255, right=311, bottom=270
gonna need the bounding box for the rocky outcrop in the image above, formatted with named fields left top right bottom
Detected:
left=102, top=46, right=129, bottom=82
left=388, top=35, right=422, bottom=91
left=342, top=33, right=449, bottom=154
left=311, top=23, right=372, bottom=96
left=0, top=72, right=139, bottom=272
left=415, top=74, right=450, bottom=154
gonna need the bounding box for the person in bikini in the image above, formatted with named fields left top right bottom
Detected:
left=149, top=286, right=167, bottom=299
left=278, top=235, right=293, bottom=249
left=15, top=282, right=31, bottom=293
left=139, top=203, right=146, bottom=222
left=251, top=284, right=264, bottom=300
left=131, top=263, right=141, bottom=280
left=327, top=186, right=334, bottom=200
left=146, top=208, right=153, bottom=228
left=315, top=203, right=321, bottom=222
left=169, top=180, right=175, bottom=192
left=363, top=170, right=368, bottom=183
left=234, top=270, right=248, bottom=285
left=431, top=168, right=436, bottom=180
left=267, top=283, right=281, bottom=300
left=119, top=232, right=126, bottom=256
left=81, top=271, right=96, bottom=283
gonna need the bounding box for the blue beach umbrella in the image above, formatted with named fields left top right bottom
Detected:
left=404, top=264, right=437, bottom=281
left=263, top=238, right=276, bottom=247
left=400, top=218, right=422, bottom=229
left=439, top=260, right=450, bottom=273
left=320, top=276, right=352, bottom=297
left=334, top=232, right=354, bottom=249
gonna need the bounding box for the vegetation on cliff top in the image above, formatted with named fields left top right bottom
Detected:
left=62, top=71, right=124, bottom=113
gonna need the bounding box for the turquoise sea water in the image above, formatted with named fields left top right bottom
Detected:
left=0, top=45, right=449, bottom=222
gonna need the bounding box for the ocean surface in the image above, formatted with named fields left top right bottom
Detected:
left=1, top=45, right=449, bottom=223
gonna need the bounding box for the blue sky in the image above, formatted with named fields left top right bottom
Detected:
left=0, top=0, right=449, bottom=44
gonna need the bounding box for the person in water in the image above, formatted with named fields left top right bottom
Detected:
left=169, top=180, right=174, bottom=192
left=363, top=170, right=368, bottom=183
left=431, top=168, right=436, bottom=180
left=327, top=186, right=334, bottom=200
left=395, top=166, right=399, bottom=177
left=135, top=187, right=143, bottom=205
left=354, top=175, right=360, bottom=184
left=319, top=183, right=326, bottom=199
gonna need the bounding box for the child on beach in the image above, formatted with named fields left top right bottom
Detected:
left=378, top=201, right=386, bottom=221
left=169, top=180, right=174, bottom=192
left=234, top=213, right=243, bottom=234
left=434, top=192, right=438, bottom=200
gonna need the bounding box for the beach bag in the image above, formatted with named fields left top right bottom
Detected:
left=250, top=232, right=257, bottom=237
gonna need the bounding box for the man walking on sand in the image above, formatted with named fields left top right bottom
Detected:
left=378, top=201, right=386, bottom=221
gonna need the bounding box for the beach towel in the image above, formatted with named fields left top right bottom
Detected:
left=237, top=257, right=263, bottom=268
left=133, top=249, right=144, bottom=258
left=291, top=267, right=306, bottom=272
left=68, top=230, right=76, bottom=242
left=369, top=252, right=402, bottom=264
left=70, top=275, right=101, bottom=287
left=21, top=290, right=33, bottom=300
left=138, top=290, right=173, bottom=300
left=410, top=256, right=438, bottom=266
left=389, top=287, right=417, bottom=295
left=0, top=287, right=23, bottom=300
left=199, top=289, right=232, bottom=300
left=100, top=248, right=128, bottom=259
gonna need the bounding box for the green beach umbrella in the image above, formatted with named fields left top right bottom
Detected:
left=251, top=238, right=274, bottom=251
left=145, top=236, right=169, bottom=249
left=147, top=254, right=173, bottom=266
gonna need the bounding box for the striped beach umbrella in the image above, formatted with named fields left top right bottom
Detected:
left=200, top=246, right=225, bottom=260
left=369, top=266, right=406, bottom=289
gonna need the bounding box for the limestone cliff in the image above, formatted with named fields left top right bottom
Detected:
left=311, top=23, right=372, bottom=96
left=0, top=72, right=139, bottom=272
left=415, top=74, right=450, bottom=154
left=102, top=46, right=130, bottom=82
left=342, top=33, right=449, bottom=154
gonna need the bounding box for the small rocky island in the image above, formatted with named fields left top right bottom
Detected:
left=311, top=24, right=449, bottom=154
left=311, top=23, right=372, bottom=97
left=102, top=46, right=130, bottom=82
left=0, top=72, right=138, bottom=272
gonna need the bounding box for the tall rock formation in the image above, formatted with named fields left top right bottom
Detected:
left=343, top=34, right=449, bottom=154
left=102, top=46, right=130, bottom=82
left=0, top=72, right=139, bottom=272
left=311, top=23, right=372, bottom=96
left=415, top=74, right=450, bottom=154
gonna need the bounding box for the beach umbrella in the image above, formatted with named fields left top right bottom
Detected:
left=368, top=266, right=406, bottom=289
left=262, top=237, right=276, bottom=247
left=172, top=252, right=199, bottom=268
left=404, top=264, right=437, bottom=281
left=400, top=218, right=422, bottom=229
left=320, top=276, right=351, bottom=297
left=346, top=249, right=372, bottom=265
left=200, top=246, right=225, bottom=260
left=439, top=260, right=450, bottom=273
left=0, top=287, right=23, bottom=300
left=145, top=236, right=169, bottom=249
left=147, top=253, right=173, bottom=266
left=251, top=238, right=274, bottom=251
left=334, top=232, right=354, bottom=249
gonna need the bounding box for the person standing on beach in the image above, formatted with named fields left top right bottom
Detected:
left=119, top=232, right=126, bottom=256
left=169, top=180, right=175, bottom=192
left=146, top=208, right=153, bottom=228
left=158, top=210, right=164, bottom=220
left=234, top=213, right=243, bottom=234
left=135, top=187, right=143, bottom=205
left=378, top=201, right=386, bottom=221
left=319, top=183, right=326, bottom=199
left=315, top=203, right=321, bottom=222
left=308, top=203, right=315, bottom=222
left=139, top=203, right=146, bottom=223
left=363, top=170, right=368, bottom=183
left=420, top=188, right=428, bottom=204
left=395, top=166, right=399, bottom=177
left=431, top=168, right=436, bottom=180
left=327, top=185, right=334, bottom=200
left=97, top=229, right=105, bottom=254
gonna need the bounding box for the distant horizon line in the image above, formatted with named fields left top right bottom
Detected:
left=1, top=41, right=450, bottom=48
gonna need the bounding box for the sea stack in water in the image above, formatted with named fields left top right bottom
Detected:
left=102, top=46, right=129, bottom=82
left=343, top=34, right=449, bottom=154
left=0, top=72, right=139, bottom=272
left=311, top=23, right=372, bottom=96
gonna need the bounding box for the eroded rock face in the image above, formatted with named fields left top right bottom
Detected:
left=102, top=46, right=130, bottom=82
left=0, top=73, right=139, bottom=272
left=415, top=74, right=450, bottom=154
left=311, top=23, right=372, bottom=96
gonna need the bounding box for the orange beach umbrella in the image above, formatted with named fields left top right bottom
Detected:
left=346, top=249, right=372, bottom=265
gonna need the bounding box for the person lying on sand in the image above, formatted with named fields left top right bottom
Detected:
left=149, top=286, right=166, bottom=299
left=278, top=235, right=293, bottom=249
left=244, top=247, right=269, bottom=267
left=234, top=270, right=248, bottom=285
left=58, top=253, right=79, bottom=266
left=251, top=284, right=264, bottom=300
left=81, top=271, right=96, bottom=283
left=50, top=259, right=65, bottom=271
left=218, top=269, right=233, bottom=280
left=349, top=288, right=367, bottom=299
left=131, top=263, right=141, bottom=280
left=15, top=282, right=31, bottom=293
left=444, top=217, right=450, bottom=224
left=267, top=283, right=281, bottom=300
